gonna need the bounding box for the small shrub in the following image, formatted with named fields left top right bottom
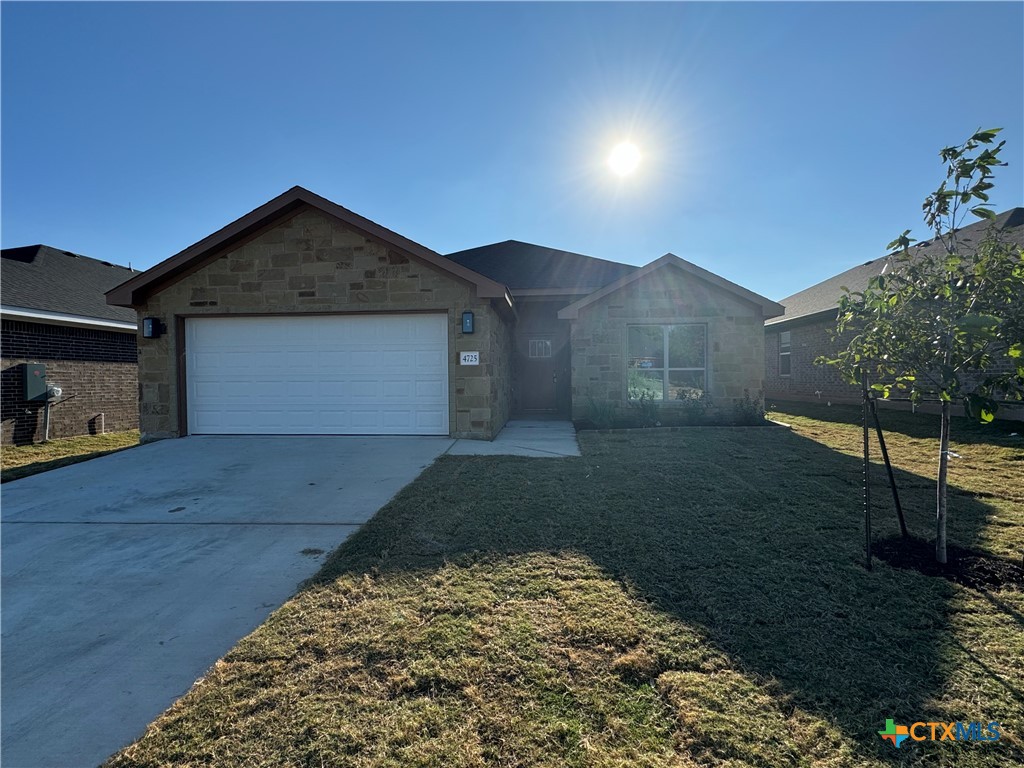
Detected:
left=586, top=396, right=617, bottom=430
left=676, top=390, right=714, bottom=425
left=732, top=389, right=766, bottom=425
left=627, top=391, right=660, bottom=428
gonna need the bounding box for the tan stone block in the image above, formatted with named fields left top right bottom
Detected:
left=287, top=275, right=315, bottom=290
left=464, top=378, right=489, bottom=397
left=314, top=246, right=351, bottom=263
left=256, top=267, right=286, bottom=282
left=332, top=230, right=367, bottom=248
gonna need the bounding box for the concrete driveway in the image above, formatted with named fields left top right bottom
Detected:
left=1, top=435, right=452, bottom=768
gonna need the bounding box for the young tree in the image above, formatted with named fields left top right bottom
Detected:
left=823, top=128, right=1024, bottom=564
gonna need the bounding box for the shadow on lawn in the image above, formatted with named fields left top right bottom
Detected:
left=313, top=425, right=1022, bottom=763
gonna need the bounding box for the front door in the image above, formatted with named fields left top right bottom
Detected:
left=520, top=336, right=559, bottom=411
left=513, top=300, right=572, bottom=416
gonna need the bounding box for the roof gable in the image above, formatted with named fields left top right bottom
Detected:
left=768, top=207, right=1024, bottom=326
left=558, top=253, right=784, bottom=320
left=2, top=245, right=138, bottom=325
left=445, top=240, right=637, bottom=293
left=106, top=187, right=511, bottom=307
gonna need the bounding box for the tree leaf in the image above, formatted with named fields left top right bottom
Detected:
left=972, top=128, right=1002, bottom=143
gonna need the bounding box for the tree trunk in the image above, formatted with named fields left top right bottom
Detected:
left=936, top=400, right=950, bottom=565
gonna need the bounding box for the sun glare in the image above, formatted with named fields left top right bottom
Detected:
left=608, top=141, right=641, bottom=176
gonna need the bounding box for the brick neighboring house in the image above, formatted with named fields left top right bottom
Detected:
left=2, top=246, right=139, bottom=444
left=105, top=186, right=782, bottom=442
left=765, top=208, right=1024, bottom=414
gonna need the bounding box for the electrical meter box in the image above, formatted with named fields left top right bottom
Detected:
left=21, top=363, right=47, bottom=401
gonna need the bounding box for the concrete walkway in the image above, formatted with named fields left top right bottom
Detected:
left=1, top=436, right=451, bottom=768
left=448, top=419, right=581, bottom=457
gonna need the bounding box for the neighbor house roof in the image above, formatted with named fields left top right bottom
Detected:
left=445, top=240, right=638, bottom=295
left=2, top=245, right=138, bottom=330
left=767, top=207, right=1024, bottom=327
left=558, top=253, right=784, bottom=320
left=106, top=186, right=512, bottom=308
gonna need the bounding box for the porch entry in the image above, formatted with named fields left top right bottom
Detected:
left=514, top=301, right=571, bottom=416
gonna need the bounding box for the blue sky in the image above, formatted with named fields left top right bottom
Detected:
left=3, top=2, right=1022, bottom=301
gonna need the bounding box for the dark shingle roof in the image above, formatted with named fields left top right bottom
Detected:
left=445, top=240, right=638, bottom=293
left=767, top=208, right=1024, bottom=326
left=2, top=245, right=138, bottom=325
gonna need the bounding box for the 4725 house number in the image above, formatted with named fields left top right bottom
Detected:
left=460, top=351, right=480, bottom=366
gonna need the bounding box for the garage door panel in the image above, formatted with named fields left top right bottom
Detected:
left=414, top=379, right=446, bottom=399
left=350, top=410, right=381, bottom=429
left=344, top=380, right=376, bottom=399
left=186, top=315, right=449, bottom=435
left=382, top=411, right=413, bottom=428
left=381, top=380, right=411, bottom=399
left=281, top=350, right=317, bottom=370
left=382, top=350, right=414, bottom=370
left=319, top=410, right=350, bottom=427
left=317, top=350, right=347, bottom=368
left=416, top=349, right=446, bottom=367
left=349, top=350, right=379, bottom=370
left=416, top=409, right=447, bottom=430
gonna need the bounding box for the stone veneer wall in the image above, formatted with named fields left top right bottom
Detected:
left=487, top=313, right=514, bottom=434
left=134, top=207, right=510, bottom=441
left=1, top=319, right=138, bottom=444
left=568, top=267, right=766, bottom=421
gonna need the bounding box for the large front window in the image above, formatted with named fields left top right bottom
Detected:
left=627, top=324, right=707, bottom=401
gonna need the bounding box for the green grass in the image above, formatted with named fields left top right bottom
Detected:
left=107, top=406, right=1023, bottom=767
left=1, top=430, right=140, bottom=483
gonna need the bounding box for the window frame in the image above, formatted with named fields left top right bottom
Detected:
left=778, top=330, right=791, bottom=377
left=528, top=338, right=553, bottom=359
left=626, top=323, right=708, bottom=402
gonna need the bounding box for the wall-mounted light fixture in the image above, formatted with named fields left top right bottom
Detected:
left=461, top=311, right=475, bottom=334
left=142, top=317, right=166, bottom=339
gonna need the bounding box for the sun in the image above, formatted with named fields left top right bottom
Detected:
left=608, top=141, right=641, bottom=176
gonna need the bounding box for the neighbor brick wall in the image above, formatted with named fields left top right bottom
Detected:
left=764, top=317, right=1024, bottom=421
left=568, top=267, right=766, bottom=421
left=764, top=316, right=860, bottom=404
left=1, top=319, right=138, bottom=445
left=135, top=207, right=512, bottom=441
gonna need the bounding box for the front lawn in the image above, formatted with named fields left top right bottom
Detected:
left=1, top=430, right=140, bottom=483
left=108, top=407, right=1023, bottom=767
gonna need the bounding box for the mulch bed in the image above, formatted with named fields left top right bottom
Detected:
left=873, top=535, right=1024, bottom=591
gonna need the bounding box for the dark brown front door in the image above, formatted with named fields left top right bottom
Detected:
left=521, top=337, right=559, bottom=411
left=513, top=300, right=571, bottom=416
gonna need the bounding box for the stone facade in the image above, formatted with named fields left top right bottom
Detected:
left=1, top=319, right=138, bottom=444
left=567, top=267, right=767, bottom=421
left=135, top=208, right=511, bottom=441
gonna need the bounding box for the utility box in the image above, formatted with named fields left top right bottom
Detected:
left=21, top=363, right=47, bottom=401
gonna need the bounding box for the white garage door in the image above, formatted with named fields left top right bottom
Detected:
left=185, top=314, right=449, bottom=435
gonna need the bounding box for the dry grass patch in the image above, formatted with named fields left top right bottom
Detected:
left=1, top=430, right=140, bottom=482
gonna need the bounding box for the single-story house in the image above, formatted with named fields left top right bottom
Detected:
left=764, top=207, right=1024, bottom=408
left=106, top=187, right=783, bottom=441
left=2, top=245, right=139, bottom=444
